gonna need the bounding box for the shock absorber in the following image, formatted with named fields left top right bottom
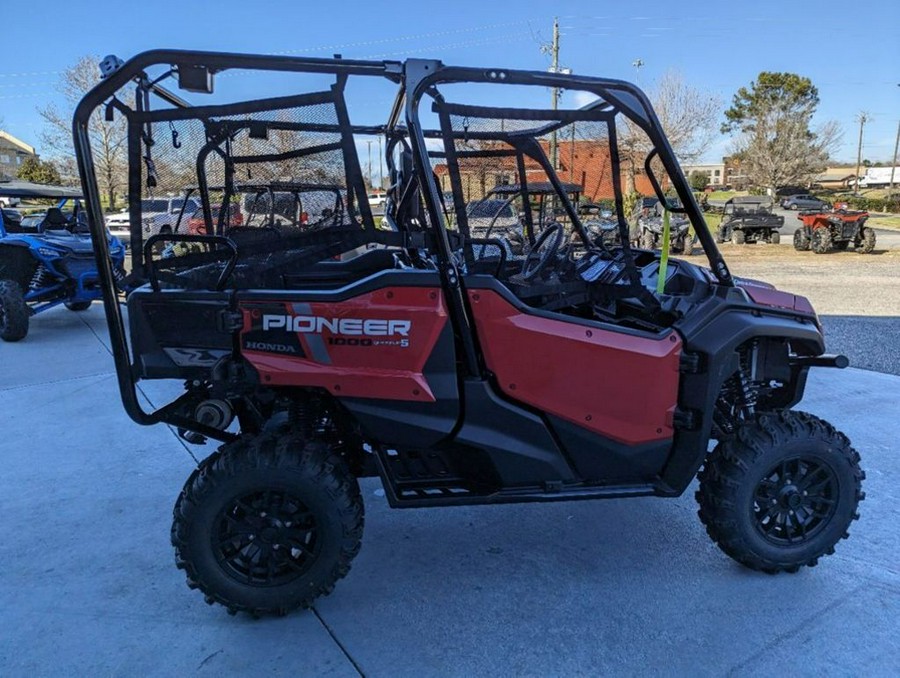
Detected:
left=289, top=398, right=314, bottom=438
left=737, top=369, right=758, bottom=419
left=29, top=265, right=53, bottom=290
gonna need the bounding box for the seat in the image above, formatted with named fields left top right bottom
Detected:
left=41, top=207, right=70, bottom=232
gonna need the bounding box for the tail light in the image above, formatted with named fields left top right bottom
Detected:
left=187, top=219, right=206, bottom=235
left=300, top=211, right=309, bottom=225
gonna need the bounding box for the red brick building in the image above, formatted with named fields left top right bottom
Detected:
left=436, top=139, right=655, bottom=201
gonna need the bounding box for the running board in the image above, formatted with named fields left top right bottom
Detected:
left=373, top=446, right=660, bottom=508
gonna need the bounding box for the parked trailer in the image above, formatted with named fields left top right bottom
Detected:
left=857, top=167, right=900, bottom=189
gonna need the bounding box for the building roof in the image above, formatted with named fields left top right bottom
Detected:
left=813, top=173, right=855, bottom=182
left=0, top=131, right=36, bottom=155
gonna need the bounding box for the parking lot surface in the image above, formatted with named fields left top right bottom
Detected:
left=1, top=306, right=898, bottom=676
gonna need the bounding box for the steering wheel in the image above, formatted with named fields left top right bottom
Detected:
left=521, top=222, right=564, bottom=281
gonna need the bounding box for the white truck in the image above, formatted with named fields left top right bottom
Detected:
left=857, top=167, right=900, bottom=189
left=105, top=196, right=200, bottom=246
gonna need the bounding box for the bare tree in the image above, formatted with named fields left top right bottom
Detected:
left=620, top=70, right=721, bottom=194
left=722, top=72, right=842, bottom=194
left=733, top=119, right=841, bottom=193
left=38, top=55, right=130, bottom=208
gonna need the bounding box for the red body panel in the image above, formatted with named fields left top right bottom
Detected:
left=468, top=290, right=682, bottom=445
left=239, top=287, right=448, bottom=402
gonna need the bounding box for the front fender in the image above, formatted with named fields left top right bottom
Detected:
left=659, top=299, right=825, bottom=494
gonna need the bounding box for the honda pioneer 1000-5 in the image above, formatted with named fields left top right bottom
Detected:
left=73, top=51, right=863, bottom=617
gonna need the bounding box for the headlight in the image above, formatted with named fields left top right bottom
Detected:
left=37, top=247, right=61, bottom=258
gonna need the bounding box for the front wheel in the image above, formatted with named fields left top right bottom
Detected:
left=172, top=434, right=364, bottom=616
left=639, top=231, right=656, bottom=250
left=0, top=279, right=29, bottom=342
left=731, top=229, right=746, bottom=245
left=857, top=227, right=876, bottom=254
left=696, top=411, right=864, bottom=573
left=769, top=231, right=781, bottom=245
left=811, top=228, right=833, bottom=254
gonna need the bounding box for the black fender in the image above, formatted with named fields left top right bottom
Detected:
left=659, top=295, right=825, bottom=495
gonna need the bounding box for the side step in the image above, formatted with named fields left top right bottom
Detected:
left=373, top=446, right=657, bottom=508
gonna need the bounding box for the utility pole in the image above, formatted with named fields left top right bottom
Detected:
left=854, top=112, right=869, bottom=195
left=377, top=135, right=383, bottom=189
left=889, top=119, right=899, bottom=194
left=366, top=140, right=373, bottom=188
left=549, top=17, right=560, bottom=171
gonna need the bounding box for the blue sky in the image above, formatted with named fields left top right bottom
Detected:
left=1, top=0, right=898, bottom=165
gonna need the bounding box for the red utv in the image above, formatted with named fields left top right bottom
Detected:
left=73, top=51, right=863, bottom=617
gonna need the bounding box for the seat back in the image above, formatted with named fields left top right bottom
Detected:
left=42, top=207, right=69, bottom=231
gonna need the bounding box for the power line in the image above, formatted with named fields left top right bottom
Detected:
left=266, top=21, right=534, bottom=56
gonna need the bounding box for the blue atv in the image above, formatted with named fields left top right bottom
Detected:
left=0, top=199, right=126, bottom=341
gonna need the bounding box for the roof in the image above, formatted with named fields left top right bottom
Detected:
left=488, top=181, right=584, bottom=196
left=184, top=182, right=345, bottom=193
left=0, top=131, right=36, bottom=155
left=813, top=173, right=855, bottom=182
left=0, top=179, right=82, bottom=199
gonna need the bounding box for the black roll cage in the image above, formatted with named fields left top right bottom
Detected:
left=72, top=49, right=732, bottom=436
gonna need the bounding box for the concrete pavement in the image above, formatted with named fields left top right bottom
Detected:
left=1, top=305, right=899, bottom=676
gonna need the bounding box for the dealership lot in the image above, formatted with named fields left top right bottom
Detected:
left=1, top=298, right=898, bottom=676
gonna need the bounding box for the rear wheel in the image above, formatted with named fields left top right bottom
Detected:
left=0, top=280, right=29, bottom=342
left=731, top=229, right=746, bottom=245
left=769, top=231, right=781, bottom=244
left=697, top=411, right=864, bottom=573
left=793, top=228, right=810, bottom=251
left=857, top=227, right=876, bottom=254
left=64, top=300, right=92, bottom=311
left=172, top=433, right=364, bottom=616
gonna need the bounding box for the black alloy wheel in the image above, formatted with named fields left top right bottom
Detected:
left=214, top=489, right=321, bottom=587
left=172, top=434, right=364, bottom=616
left=751, top=457, right=838, bottom=546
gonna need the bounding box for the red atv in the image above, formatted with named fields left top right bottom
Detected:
left=794, top=203, right=875, bottom=253
left=73, top=51, right=864, bottom=617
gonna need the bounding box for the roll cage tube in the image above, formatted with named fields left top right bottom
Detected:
left=72, top=49, right=403, bottom=431
left=404, top=63, right=733, bottom=287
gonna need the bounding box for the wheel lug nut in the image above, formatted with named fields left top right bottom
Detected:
left=249, top=534, right=255, bottom=540
left=260, top=512, right=267, bottom=517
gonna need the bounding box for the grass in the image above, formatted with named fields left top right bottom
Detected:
left=702, top=213, right=723, bottom=232
left=706, top=190, right=749, bottom=201
left=869, top=215, right=900, bottom=231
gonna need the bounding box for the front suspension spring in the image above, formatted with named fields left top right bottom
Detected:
left=29, top=265, right=53, bottom=290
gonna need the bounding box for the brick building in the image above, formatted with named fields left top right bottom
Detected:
left=435, top=139, right=655, bottom=202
